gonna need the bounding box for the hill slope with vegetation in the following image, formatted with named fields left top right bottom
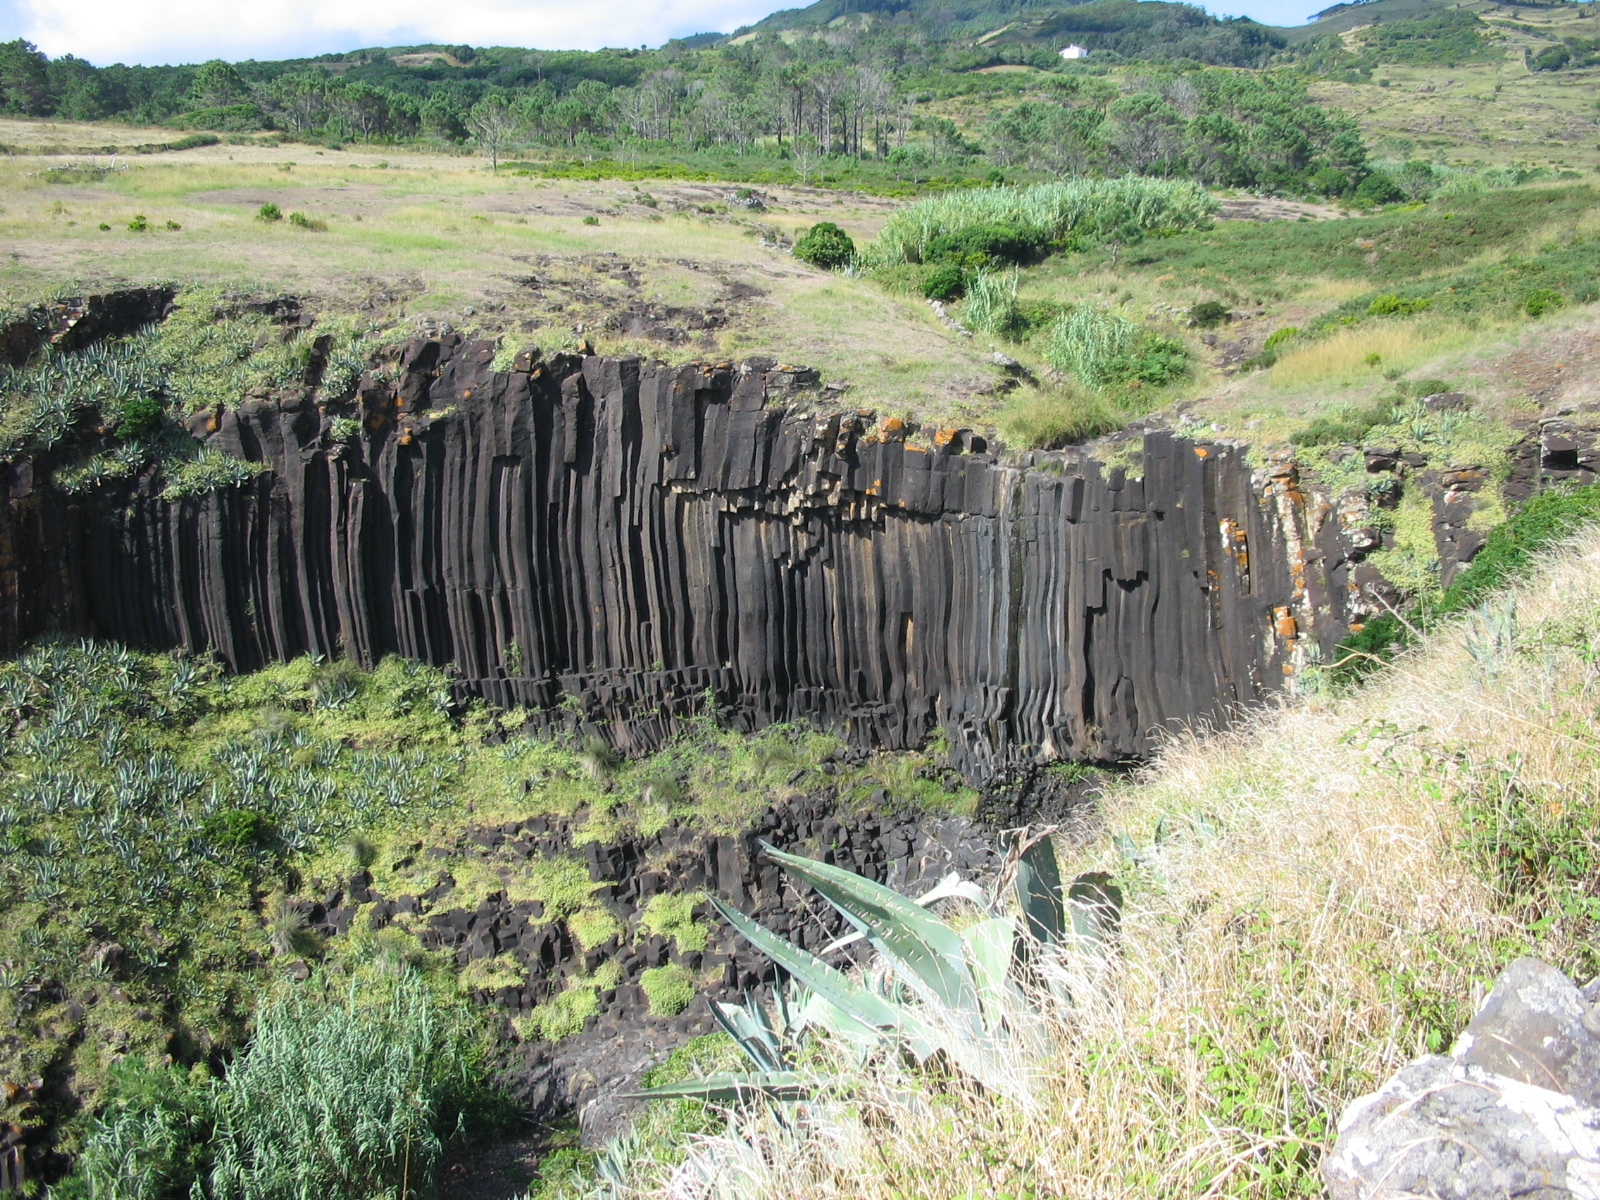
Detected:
left=5, top=1, right=1600, bottom=1194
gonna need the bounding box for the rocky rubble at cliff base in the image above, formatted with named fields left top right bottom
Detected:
left=284, top=775, right=1068, bottom=1142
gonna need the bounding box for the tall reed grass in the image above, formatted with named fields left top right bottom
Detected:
left=864, top=178, right=1217, bottom=268
left=958, top=268, right=1020, bottom=336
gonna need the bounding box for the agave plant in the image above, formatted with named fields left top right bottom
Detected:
left=636, top=832, right=1119, bottom=1106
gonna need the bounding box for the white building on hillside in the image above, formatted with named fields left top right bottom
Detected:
left=1059, top=44, right=1088, bottom=59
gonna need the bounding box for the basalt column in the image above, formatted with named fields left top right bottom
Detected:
left=0, top=338, right=1346, bottom=779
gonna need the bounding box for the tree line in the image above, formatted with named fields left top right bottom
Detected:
left=0, top=24, right=1371, bottom=194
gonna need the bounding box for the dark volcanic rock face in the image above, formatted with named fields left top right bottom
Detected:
left=0, top=337, right=1360, bottom=778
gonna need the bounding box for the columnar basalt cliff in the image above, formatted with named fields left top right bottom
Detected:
left=0, top=335, right=1365, bottom=778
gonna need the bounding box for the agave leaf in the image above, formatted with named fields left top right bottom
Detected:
left=626, top=1070, right=816, bottom=1103
left=794, top=990, right=891, bottom=1057
left=1066, top=871, right=1123, bottom=947
left=711, top=999, right=785, bottom=1074
left=1014, top=833, right=1066, bottom=945
left=760, top=842, right=980, bottom=1018
left=818, top=871, right=991, bottom=956
left=710, top=896, right=903, bottom=1031
left=960, top=916, right=1017, bottom=1032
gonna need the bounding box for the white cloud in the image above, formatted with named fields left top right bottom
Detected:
left=11, top=0, right=769, bottom=65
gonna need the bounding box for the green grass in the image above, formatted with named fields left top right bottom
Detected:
left=864, top=177, right=1218, bottom=268
left=1061, top=183, right=1600, bottom=301
left=0, top=637, right=969, bottom=1171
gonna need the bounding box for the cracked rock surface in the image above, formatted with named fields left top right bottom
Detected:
left=1325, top=958, right=1600, bottom=1200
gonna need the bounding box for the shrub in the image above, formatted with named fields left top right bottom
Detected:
left=287, top=211, right=326, bottom=232
left=1289, top=398, right=1396, bottom=447
left=1524, top=287, right=1565, bottom=317
left=1533, top=44, right=1571, bottom=71
left=1402, top=376, right=1452, bottom=398
left=201, top=807, right=271, bottom=855
left=639, top=892, right=709, bottom=954
left=160, top=448, right=258, bottom=500
left=127, top=214, right=149, bottom=232
left=164, top=220, right=181, bottom=231
left=793, top=221, right=856, bottom=270
left=925, top=222, right=1038, bottom=267
left=255, top=203, right=281, bottom=223
left=1353, top=172, right=1404, bottom=207
left=1394, top=159, right=1439, bottom=201
left=65, top=973, right=500, bottom=1200
left=581, top=215, right=599, bottom=226
left=1367, top=293, right=1431, bottom=317
left=960, top=269, right=1024, bottom=337
left=921, top=263, right=966, bottom=302
left=116, top=393, right=166, bottom=439
left=1042, top=306, right=1189, bottom=389
left=1332, top=481, right=1600, bottom=682
left=1263, top=326, right=1299, bottom=352
left=1189, top=300, right=1230, bottom=327
left=57, top=1061, right=213, bottom=1200
left=1310, top=166, right=1350, bottom=196
left=516, top=982, right=600, bottom=1042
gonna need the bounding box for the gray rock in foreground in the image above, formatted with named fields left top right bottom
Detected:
left=1325, top=958, right=1600, bottom=1200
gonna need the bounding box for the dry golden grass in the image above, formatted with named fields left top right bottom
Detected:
left=631, top=528, right=1600, bottom=1199
left=1265, top=314, right=1499, bottom=388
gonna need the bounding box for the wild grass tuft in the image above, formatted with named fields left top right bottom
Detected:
left=865, top=178, right=1217, bottom=269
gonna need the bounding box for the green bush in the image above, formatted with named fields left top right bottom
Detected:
left=925, top=222, right=1037, bottom=267
left=581, top=215, right=599, bottom=226
left=640, top=964, right=696, bottom=1016
left=1289, top=398, right=1396, bottom=447
left=255, top=203, right=281, bottom=223
left=960, top=269, right=1024, bottom=336
left=921, top=263, right=966, bottom=302
left=116, top=393, right=166, bottom=439
left=866, top=178, right=1216, bottom=268
left=287, top=211, right=326, bottom=232
left=1353, top=172, right=1404, bottom=207
left=1189, top=300, right=1230, bottom=327
left=1310, top=166, right=1350, bottom=196
left=201, top=807, right=271, bottom=854
left=1263, top=326, right=1299, bottom=352
left=793, top=221, right=856, bottom=270
left=1368, top=293, right=1431, bottom=317
left=63, top=972, right=503, bottom=1200
left=55, top=1061, right=213, bottom=1200
left=1524, top=287, right=1566, bottom=317
left=1533, top=44, right=1571, bottom=71
left=1332, top=482, right=1600, bottom=683
left=127, top=214, right=149, bottom=232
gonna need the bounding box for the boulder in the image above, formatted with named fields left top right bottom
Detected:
left=1325, top=958, right=1600, bottom=1200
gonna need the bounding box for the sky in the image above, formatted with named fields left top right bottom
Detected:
left=0, top=0, right=1323, bottom=68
